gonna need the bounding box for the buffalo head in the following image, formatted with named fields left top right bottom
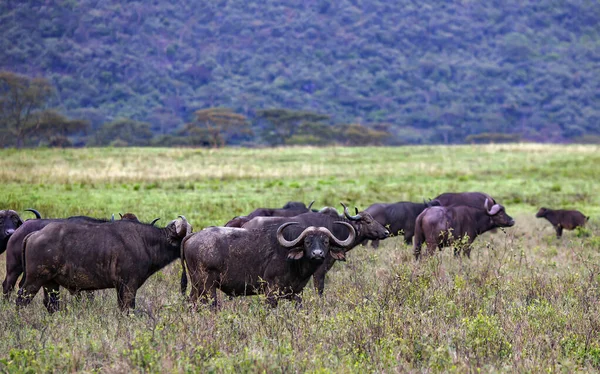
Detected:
left=341, top=202, right=390, bottom=239
left=535, top=207, right=548, bottom=218
left=166, top=216, right=193, bottom=245
left=276, top=221, right=356, bottom=262
left=1, top=210, right=23, bottom=240
left=484, top=199, right=515, bottom=227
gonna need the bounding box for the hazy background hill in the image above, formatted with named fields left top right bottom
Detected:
left=1, top=0, right=599, bottom=144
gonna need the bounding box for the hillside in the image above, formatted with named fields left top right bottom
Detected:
left=1, top=0, right=599, bottom=144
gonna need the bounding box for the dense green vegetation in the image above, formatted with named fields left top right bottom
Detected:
left=1, top=1, right=599, bottom=145
left=1, top=145, right=599, bottom=371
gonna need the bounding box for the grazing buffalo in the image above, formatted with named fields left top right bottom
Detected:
left=413, top=199, right=515, bottom=260
left=3, top=214, right=141, bottom=298
left=225, top=201, right=315, bottom=227
left=536, top=207, right=589, bottom=238
left=0, top=209, right=40, bottom=255
left=181, top=221, right=355, bottom=307
left=16, top=216, right=191, bottom=313
left=240, top=203, right=389, bottom=296
left=433, top=192, right=497, bottom=208
left=364, top=200, right=440, bottom=247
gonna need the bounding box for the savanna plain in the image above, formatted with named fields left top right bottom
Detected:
left=0, top=144, right=599, bottom=373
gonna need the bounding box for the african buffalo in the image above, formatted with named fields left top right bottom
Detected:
left=364, top=200, right=440, bottom=247
left=413, top=199, right=515, bottom=260
left=536, top=207, right=589, bottom=238
left=240, top=203, right=389, bottom=296
left=181, top=220, right=355, bottom=307
left=3, top=214, right=141, bottom=298
left=0, top=209, right=40, bottom=255
left=16, top=216, right=191, bottom=313
left=225, top=201, right=315, bottom=227
left=433, top=192, right=497, bottom=208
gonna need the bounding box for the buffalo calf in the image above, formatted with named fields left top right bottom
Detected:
left=536, top=207, right=589, bottom=238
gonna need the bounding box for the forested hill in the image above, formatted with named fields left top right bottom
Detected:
left=1, top=0, right=599, bottom=144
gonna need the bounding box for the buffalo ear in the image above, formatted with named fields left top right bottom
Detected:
left=329, top=250, right=346, bottom=261
left=287, top=249, right=304, bottom=260
left=11, top=210, right=23, bottom=227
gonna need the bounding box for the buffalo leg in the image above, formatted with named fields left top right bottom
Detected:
left=2, top=276, right=17, bottom=300
left=2, top=262, right=23, bottom=299
left=371, top=239, right=380, bottom=249
left=555, top=225, right=563, bottom=238
left=16, top=281, right=44, bottom=308
left=313, top=259, right=337, bottom=296
left=191, top=271, right=218, bottom=308
left=43, top=282, right=61, bottom=314
left=117, top=283, right=137, bottom=311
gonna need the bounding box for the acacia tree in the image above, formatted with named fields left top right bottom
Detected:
left=184, top=107, right=251, bottom=147
left=32, top=110, right=89, bottom=147
left=336, top=123, right=389, bottom=146
left=92, top=118, right=154, bottom=146
left=0, top=71, right=53, bottom=147
left=255, top=109, right=330, bottom=146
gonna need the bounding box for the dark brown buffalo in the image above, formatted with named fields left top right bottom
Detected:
left=225, top=201, right=314, bottom=227
left=181, top=220, right=355, bottom=308
left=0, top=209, right=40, bottom=255
left=536, top=207, right=589, bottom=238
left=433, top=192, right=497, bottom=208
left=16, top=217, right=191, bottom=313
left=413, top=199, right=515, bottom=260
left=364, top=200, right=440, bottom=247
left=240, top=203, right=389, bottom=296
left=3, top=214, right=138, bottom=298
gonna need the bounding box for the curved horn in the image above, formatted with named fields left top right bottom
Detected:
left=177, top=215, right=190, bottom=235
left=341, top=202, right=360, bottom=221
left=488, top=204, right=502, bottom=216
left=119, top=213, right=123, bottom=219
left=24, top=209, right=41, bottom=219
left=111, top=213, right=115, bottom=222
left=276, top=222, right=308, bottom=248
left=307, top=200, right=315, bottom=210
left=326, top=221, right=356, bottom=247
left=150, top=217, right=160, bottom=226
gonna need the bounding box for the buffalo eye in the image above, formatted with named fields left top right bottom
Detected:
left=0, top=218, right=4, bottom=225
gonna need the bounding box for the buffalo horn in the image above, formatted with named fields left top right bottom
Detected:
left=119, top=213, right=124, bottom=219
left=326, top=222, right=356, bottom=247
left=484, top=198, right=502, bottom=215
left=307, top=200, right=315, bottom=210
left=276, top=222, right=308, bottom=248
left=150, top=217, right=161, bottom=226
left=341, top=202, right=361, bottom=221
left=177, top=215, right=190, bottom=235
left=24, top=208, right=41, bottom=219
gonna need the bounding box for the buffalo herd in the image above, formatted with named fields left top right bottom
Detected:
left=0, top=192, right=590, bottom=313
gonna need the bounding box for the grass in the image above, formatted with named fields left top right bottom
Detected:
left=0, top=144, right=599, bottom=372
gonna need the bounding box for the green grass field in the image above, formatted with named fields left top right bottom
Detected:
left=1, top=144, right=599, bottom=372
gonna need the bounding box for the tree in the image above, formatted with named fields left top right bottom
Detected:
left=0, top=71, right=53, bottom=147
left=32, top=110, right=89, bottom=147
left=336, top=124, right=389, bottom=146
left=92, top=118, right=154, bottom=146
left=183, top=108, right=251, bottom=147
left=255, top=109, right=330, bottom=146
